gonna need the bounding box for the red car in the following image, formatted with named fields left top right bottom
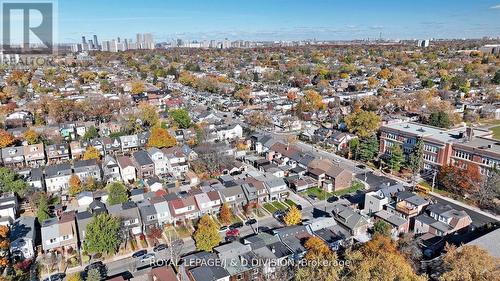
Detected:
left=226, top=229, right=240, bottom=237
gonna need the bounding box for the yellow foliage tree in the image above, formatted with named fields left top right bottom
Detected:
left=147, top=127, right=177, bottom=148
left=0, top=130, right=15, bottom=148
left=22, top=129, right=40, bottom=145
left=283, top=205, right=301, bottom=226
left=69, top=175, right=82, bottom=196
left=440, top=244, right=500, bottom=281
left=83, top=146, right=101, bottom=160
left=131, top=81, right=146, bottom=94
left=377, top=68, right=392, bottom=80
left=219, top=203, right=232, bottom=226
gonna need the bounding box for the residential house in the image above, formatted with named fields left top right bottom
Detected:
left=120, top=135, right=139, bottom=153
left=1, top=146, right=24, bottom=168
left=108, top=201, right=143, bottom=237
left=102, top=137, right=122, bottom=156
left=148, top=148, right=167, bottom=176
left=117, top=156, right=137, bottom=183
left=0, top=193, right=18, bottom=225
left=217, top=185, right=247, bottom=209
left=10, top=216, right=37, bottom=260
left=149, top=266, right=179, bottom=281
left=45, top=163, right=72, bottom=194
left=139, top=204, right=159, bottom=233
left=18, top=168, right=44, bottom=190
left=73, top=159, right=102, bottom=183
left=46, top=143, right=70, bottom=164
left=102, top=155, right=121, bottom=183
left=273, top=225, right=312, bottom=259
left=24, top=143, right=45, bottom=167
left=374, top=210, right=409, bottom=237
left=132, top=151, right=155, bottom=179
left=168, top=196, right=199, bottom=222
left=194, top=191, right=222, bottom=215
left=163, top=147, right=188, bottom=178
left=151, top=196, right=172, bottom=226
left=41, top=211, right=78, bottom=253
left=213, top=241, right=259, bottom=281
left=332, top=204, right=370, bottom=237
left=308, top=159, right=353, bottom=192
left=414, top=204, right=472, bottom=237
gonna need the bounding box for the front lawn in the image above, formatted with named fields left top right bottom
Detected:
left=332, top=180, right=364, bottom=196
left=263, top=202, right=278, bottom=213
left=303, top=187, right=332, bottom=200
left=272, top=201, right=288, bottom=211
left=284, top=199, right=297, bottom=207
left=492, top=125, right=500, bottom=140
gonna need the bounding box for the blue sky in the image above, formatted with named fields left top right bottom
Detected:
left=56, top=0, right=500, bottom=42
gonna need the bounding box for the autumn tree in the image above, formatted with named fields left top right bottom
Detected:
left=283, top=205, right=301, bottom=226
left=83, top=146, right=101, bottom=160
left=438, top=162, right=482, bottom=195
left=69, top=175, right=83, bottom=196
left=106, top=182, right=128, bottom=205
left=234, top=87, right=252, bottom=104
left=146, top=227, right=163, bottom=246
left=344, top=235, right=426, bottom=281
left=193, top=215, right=221, bottom=252
left=138, top=102, right=159, bottom=128
left=219, top=203, right=232, bottom=226
left=297, top=89, right=325, bottom=113
left=130, top=80, right=146, bottom=94
left=377, top=68, right=392, bottom=80
left=147, top=127, right=177, bottom=148
left=0, top=130, right=15, bottom=148
left=439, top=244, right=500, bottom=281
left=245, top=111, right=272, bottom=129
left=22, top=129, right=40, bottom=144
left=345, top=110, right=381, bottom=139
left=67, top=273, right=82, bottom=281
left=84, top=213, right=121, bottom=255
left=296, top=236, right=341, bottom=281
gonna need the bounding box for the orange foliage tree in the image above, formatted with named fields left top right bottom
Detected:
left=0, top=130, right=15, bottom=148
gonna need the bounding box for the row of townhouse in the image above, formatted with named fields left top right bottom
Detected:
left=248, top=136, right=354, bottom=193
left=1, top=131, right=195, bottom=168
left=179, top=217, right=351, bottom=281
left=36, top=169, right=291, bottom=254
left=364, top=183, right=472, bottom=240
left=379, top=122, right=499, bottom=175
left=15, top=146, right=190, bottom=195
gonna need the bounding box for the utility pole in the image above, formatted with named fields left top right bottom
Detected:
left=431, top=170, right=437, bottom=192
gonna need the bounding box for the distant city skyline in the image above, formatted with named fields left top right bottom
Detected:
left=56, top=0, right=500, bottom=42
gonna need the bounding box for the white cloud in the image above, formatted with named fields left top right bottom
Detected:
left=490, top=4, right=500, bottom=9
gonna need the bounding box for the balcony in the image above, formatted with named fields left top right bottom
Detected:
left=396, top=202, right=418, bottom=216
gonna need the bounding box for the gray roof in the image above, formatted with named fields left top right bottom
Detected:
left=45, top=163, right=72, bottom=178
left=10, top=216, right=36, bottom=241
left=467, top=228, right=500, bottom=258
left=132, top=151, right=154, bottom=166
left=190, top=266, right=230, bottom=281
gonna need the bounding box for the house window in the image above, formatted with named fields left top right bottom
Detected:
left=424, top=144, right=438, bottom=153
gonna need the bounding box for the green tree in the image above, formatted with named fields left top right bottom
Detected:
left=492, top=70, right=500, bottom=84
left=83, top=126, right=99, bottom=141
left=359, top=136, right=379, bottom=161
left=428, top=111, right=451, bottom=128
left=83, top=213, right=121, bottom=255
left=193, top=215, right=221, bottom=252
left=345, top=110, right=381, bottom=139
left=373, top=220, right=391, bottom=236
left=106, top=182, right=128, bottom=205
left=0, top=167, right=28, bottom=196
left=169, top=108, right=191, bottom=129
left=407, top=138, right=424, bottom=175
left=388, top=145, right=404, bottom=173
left=348, top=138, right=360, bottom=160
left=36, top=195, right=50, bottom=223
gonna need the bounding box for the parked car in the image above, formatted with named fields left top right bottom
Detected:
left=245, top=218, right=257, bottom=225
left=229, top=222, right=243, bottom=229
left=219, top=225, right=228, bottom=232
left=225, top=235, right=237, bottom=242
left=273, top=210, right=285, bottom=220
left=132, top=250, right=148, bottom=258
left=226, top=229, right=240, bottom=237
left=153, top=244, right=167, bottom=252
left=139, top=253, right=156, bottom=263
left=296, top=204, right=303, bottom=210
left=327, top=196, right=339, bottom=203
left=83, top=262, right=106, bottom=280
left=308, top=194, right=318, bottom=200
left=43, top=273, right=66, bottom=281
left=356, top=164, right=366, bottom=169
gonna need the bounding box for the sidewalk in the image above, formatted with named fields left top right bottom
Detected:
left=429, top=191, right=500, bottom=222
